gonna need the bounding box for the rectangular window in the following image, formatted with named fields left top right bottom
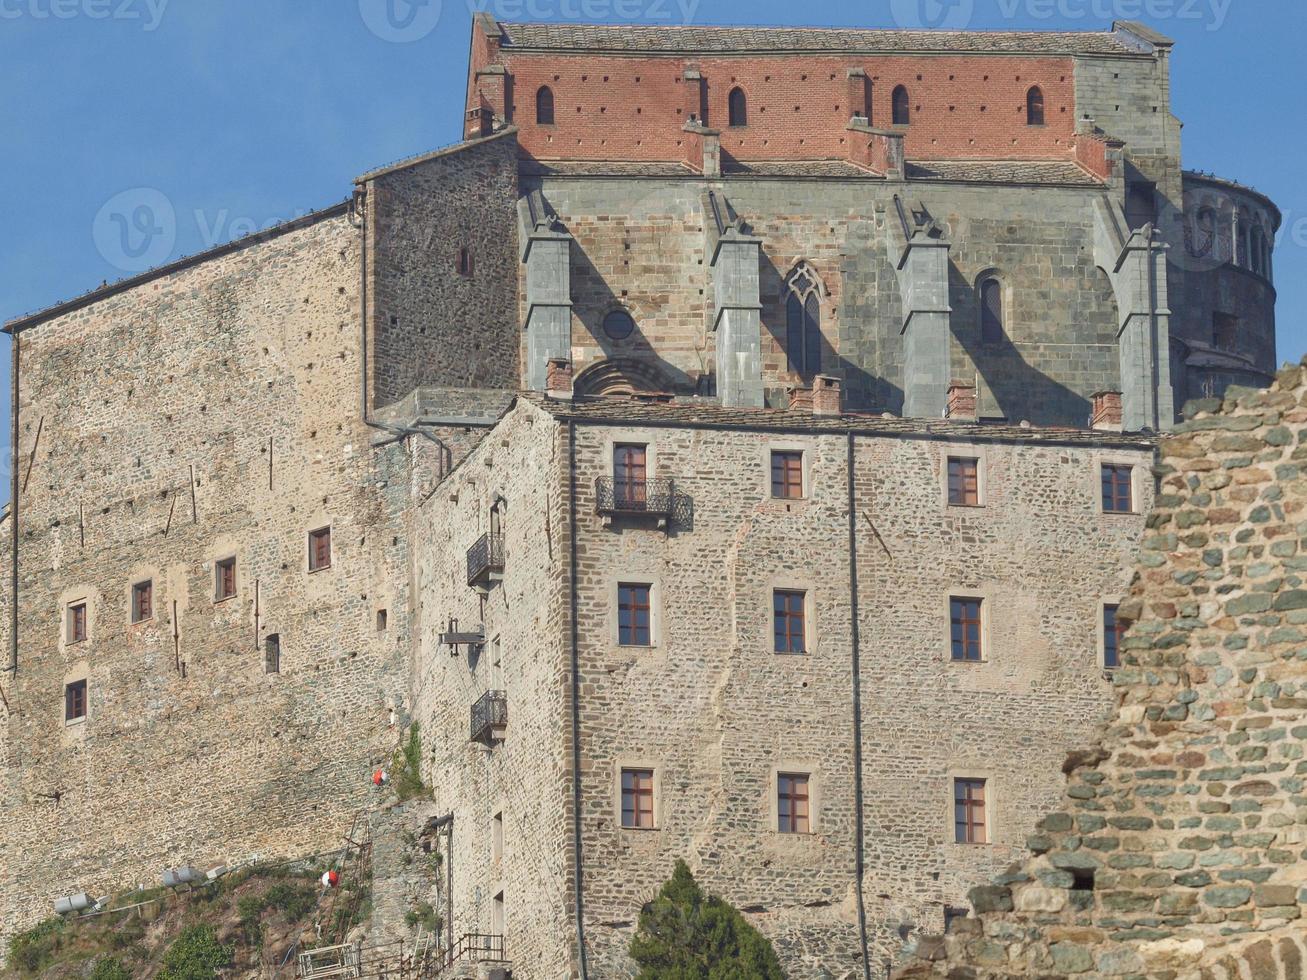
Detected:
left=1101, top=464, right=1134, bottom=514
left=131, top=580, right=153, bottom=623
left=613, top=444, right=648, bottom=508
left=492, top=811, right=504, bottom=862
left=770, top=451, right=804, bottom=499
left=215, top=556, right=236, bottom=601
left=65, top=679, right=87, bottom=723
left=954, top=778, right=987, bottom=844
left=621, top=769, right=655, bottom=829
left=309, top=527, right=332, bottom=571
left=947, top=457, right=980, bottom=507
left=950, top=597, right=983, bottom=662
left=777, top=773, right=811, bottom=834
left=67, top=602, right=87, bottom=644
left=773, top=590, right=806, bottom=654
left=617, top=584, right=652, bottom=646
left=265, top=634, right=281, bottom=674
left=1103, top=604, right=1124, bottom=669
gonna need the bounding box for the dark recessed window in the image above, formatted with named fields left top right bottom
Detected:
left=728, top=86, right=747, bottom=126
left=1213, top=312, right=1239, bottom=351
left=131, top=580, right=153, bottom=624
left=773, top=589, right=806, bottom=654
left=536, top=85, right=555, bottom=125
left=309, top=527, right=332, bottom=571
left=950, top=597, right=982, bottom=662
left=457, top=246, right=474, bottom=277
left=771, top=451, right=803, bottom=500
left=265, top=633, right=281, bottom=674
left=65, top=679, right=87, bottom=723
left=1125, top=182, right=1156, bottom=231
left=778, top=773, right=810, bottom=833
left=67, top=602, right=87, bottom=644
left=947, top=457, right=980, bottom=507
left=954, top=778, right=987, bottom=844
left=602, top=309, right=635, bottom=340
left=892, top=85, right=911, bottom=125
left=618, top=584, right=652, bottom=646
left=1026, top=86, right=1045, bottom=125
left=980, top=278, right=1004, bottom=345
left=784, top=264, right=822, bottom=378
left=1103, top=604, right=1124, bottom=669
left=621, top=768, right=655, bottom=828
left=1101, top=465, right=1133, bottom=513
left=613, top=444, right=648, bottom=509
left=215, top=556, right=236, bottom=601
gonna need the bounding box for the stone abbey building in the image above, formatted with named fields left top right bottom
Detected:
left=0, top=15, right=1280, bottom=978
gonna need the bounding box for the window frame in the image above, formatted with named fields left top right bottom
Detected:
left=948, top=595, right=985, bottom=663
left=777, top=772, right=812, bottom=834
left=613, top=443, right=649, bottom=508
left=130, top=579, right=154, bottom=624
left=616, top=582, right=654, bottom=648
left=214, top=555, right=237, bottom=603
left=953, top=776, right=989, bottom=845
left=1025, top=85, right=1045, bottom=126
left=308, top=526, right=333, bottom=572
left=265, top=633, right=281, bottom=674
left=65, top=678, right=88, bottom=725
left=773, top=588, right=808, bottom=655
left=491, top=810, right=504, bottom=863
left=619, top=767, right=657, bottom=830
left=535, top=84, right=555, bottom=125
left=783, top=262, right=823, bottom=378
left=978, top=275, right=1006, bottom=346
left=1099, top=462, right=1136, bottom=515
left=67, top=600, right=88, bottom=645
left=727, top=86, right=748, bottom=127
left=946, top=455, right=982, bottom=508
left=892, top=85, right=911, bottom=125
left=770, top=449, right=805, bottom=500
left=1100, top=601, right=1125, bottom=671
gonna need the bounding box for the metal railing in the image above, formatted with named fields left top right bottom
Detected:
left=466, top=532, right=504, bottom=587
left=470, top=690, right=508, bottom=744
left=595, top=477, right=675, bottom=518
left=434, top=933, right=507, bottom=973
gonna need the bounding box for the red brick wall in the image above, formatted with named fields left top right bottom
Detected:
left=481, top=52, right=1078, bottom=162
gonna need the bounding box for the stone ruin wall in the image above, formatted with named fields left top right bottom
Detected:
left=899, top=366, right=1307, bottom=980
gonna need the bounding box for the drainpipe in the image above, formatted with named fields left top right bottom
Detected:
left=847, top=432, right=872, bottom=980
left=567, top=421, right=590, bottom=978
left=8, top=327, right=18, bottom=675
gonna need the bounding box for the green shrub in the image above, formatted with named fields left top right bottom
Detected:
left=89, top=956, right=133, bottom=980
left=404, top=901, right=441, bottom=934
left=158, top=924, right=234, bottom=980
left=629, top=860, right=783, bottom=980
left=264, top=882, right=318, bottom=921
left=7, top=917, right=65, bottom=975
left=391, top=722, right=430, bottom=801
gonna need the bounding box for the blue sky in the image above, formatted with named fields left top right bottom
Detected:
left=1, top=0, right=1301, bottom=501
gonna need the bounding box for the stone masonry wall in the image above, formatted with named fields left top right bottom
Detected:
left=898, top=365, right=1307, bottom=979
left=0, top=212, right=412, bottom=948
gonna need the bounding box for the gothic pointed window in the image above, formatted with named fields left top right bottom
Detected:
left=892, top=85, right=911, bottom=125
left=980, top=277, right=1004, bottom=345
left=784, top=264, right=822, bottom=377
left=1026, top=86, right=1045, bottom=126
left=728, top=87, right=747, bottom=127
left=536, top=85, right=554, bottom=125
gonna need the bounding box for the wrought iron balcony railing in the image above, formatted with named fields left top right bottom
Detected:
left=466, top=532, right=504, bottom=588
left=470, top=690, right=508, bottom=744
left=595, top=477, right=675, bottom=519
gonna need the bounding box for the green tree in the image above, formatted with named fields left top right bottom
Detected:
left=630, top=860, right=783, bottom=979
left=157, top=924, right=234, bottom=980
left=89, top=957, right=133, bottom=980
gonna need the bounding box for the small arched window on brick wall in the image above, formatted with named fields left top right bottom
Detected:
left=1026, top=86, right=1045, bottom=126
left=728, top=87, right=747, bottom=127
left=536, top=85, right=554, bottom=125
left=784, top=262, right=823, bottom=378
left=979, top=276, right=1005, bottom=346
left=892, top=85, right=911, bottom=125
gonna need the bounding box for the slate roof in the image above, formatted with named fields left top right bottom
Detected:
left=497, top=21, right=1140, bottom=56
left=905, top=159, right=1102, bottom=186
left=523, top=393, right=1156, bottom=449
left=521, top=158, right=1103, bottom=185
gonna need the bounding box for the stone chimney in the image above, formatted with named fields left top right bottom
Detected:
left=787, top=385, right=814, bottom=412
left=946, top=380, right=978, bottom=421
left=546, top=358, right=573, bottom=400
left=812, top=375, right=842, bottom=417
left=1090, top=390, right=1123, bottom=431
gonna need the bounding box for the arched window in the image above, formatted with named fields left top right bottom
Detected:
left=536, top=85, right=554, bottom=125
left=1026, top=86, right=1045, bottom=126
left=1251, top=226, right=1267, bottom=278
left=979, top=277, right=1004, bottom=345
left=784, top=263, right=822, bottom=377
left=892, top=85, right=911, bottom=125
left=1189, top=206, right=1217, bottom=258
left=728, top=87, right=747, bottom=127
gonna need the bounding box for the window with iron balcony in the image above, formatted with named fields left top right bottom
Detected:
left=597, top=443, right=674, bottom=524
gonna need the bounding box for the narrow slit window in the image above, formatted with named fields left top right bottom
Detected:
left=215, top=557, right=236, bottom=601
left=980, top=278, right=1004, bottom=345
left=265, top=633, right=281, bottom=674
left=131, top=580, right=153, bottom=624
left=621, top=769, right=655, bottom=828
left=309, top=527, right=332, bottom=571
left=1026, top=86, right=1045, bottom=125
left=536, top=85, right=554, bottom=125
left=457, top=246, right=474, bottom=277
left=892, top=85, right=911, bottom=125
left=778, top=773, right=810, bottom=833
left=728, top=86, right=747, bottom=126
left=1103, top=604, right=1124, bottom=669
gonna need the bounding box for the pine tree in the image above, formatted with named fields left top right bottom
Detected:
left=629, top=859, right=783, bottom=979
